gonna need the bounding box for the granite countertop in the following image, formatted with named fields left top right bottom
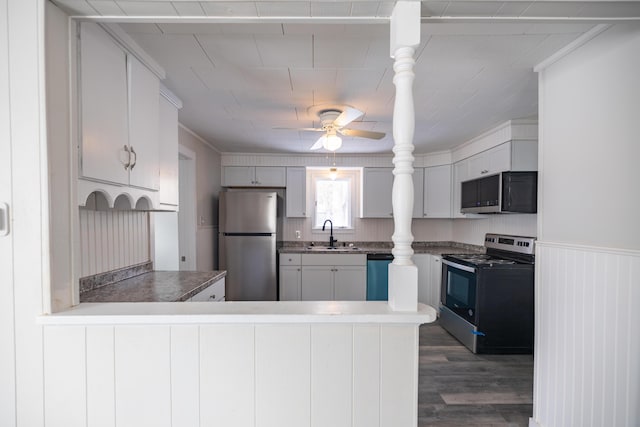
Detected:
left=279, top=241, right=484, bottom=256
left=80, top=270, right=227, bottom=303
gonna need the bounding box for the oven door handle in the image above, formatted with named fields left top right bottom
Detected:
left=442, top=259, right=476, bottom=274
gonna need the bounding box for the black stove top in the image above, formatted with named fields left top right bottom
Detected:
left=443, top=234, right=536, bottom=268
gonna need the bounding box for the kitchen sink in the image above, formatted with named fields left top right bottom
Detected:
left=305, top=246, right=360, bottom=251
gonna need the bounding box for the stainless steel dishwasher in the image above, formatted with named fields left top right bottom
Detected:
left=366, top=253, right=393, bottom=300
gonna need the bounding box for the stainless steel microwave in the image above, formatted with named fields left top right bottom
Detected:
left=460, top=171, right=537, bottom=214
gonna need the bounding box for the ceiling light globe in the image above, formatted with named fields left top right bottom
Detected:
left=323, top=134, right=342, bottom=151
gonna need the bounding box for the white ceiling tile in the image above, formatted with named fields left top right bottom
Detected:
left=335, top=68, right=386, bottom=93
left=511, top=33, right=583, bottom=68
left=196, top=34, right=262, bottom=67
left=256, top=2, right=311, bottom=17
left=219, top=23, right=284, bottom=34
left=493, top=2, right=533, bottom=17
left=157, top=23, right=222, bottom=34
left=127, top=33, right=214, bottom=69
left=376, top=2, right=395, bottom=17
left=115, top=1, right=178, bottom=16
left=289, top=68, right=337, bottom=91
left=201, top=2, right=258, bottom=16
left=284, top=23, right=346, bottom=35
left=88, top=1, right=126, bottom=15
left=313, top=35, right=370, bottom=68
left=524, top=23, right=598, bottom=35
left=118, top=23, right=164, bottom=33
left=421, top=1, right=450, bottom=17
left=520, top=2, right=585, bottom=18
left=191, top=64, right=250, bottom=89
left=51, top=0, right=98, bottom=15
left=255, top=35, right=313, bottom=67
left=172, top=2, right=206, bottom=16
left=577, top=2, right=640, bottom=18
left=311, top=2, right=352, bottom=17
left=242, top=68, right=293, bottom=92
left=350, top=2, right=380, bottom=17
left=441, top=1, right=504, bottom=17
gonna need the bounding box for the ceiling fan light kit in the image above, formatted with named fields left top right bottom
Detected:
left=275, top=104, right=386, bottom=152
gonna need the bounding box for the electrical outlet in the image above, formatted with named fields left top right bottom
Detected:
left=200, top=215, right=205, bottom=225
left=295, top=230, right=301, bottom=239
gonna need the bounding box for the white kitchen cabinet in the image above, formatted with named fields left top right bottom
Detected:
left=223, top=166, right=286, bottom=187
left=415, top=254, right=442, bottom=312
left=79, top=22, right=129, bottom=186
left=279, top=253, right=302, bottom=301
left=361, top=168, right=393, bottom=218
left=128, top=56, right=160, bottom=191
left=190, top=278, right=225, bottom=302
left=362, top=167, right=423, bottom=219
left=285, top=167, right=306, bottom=217
left=452, top=159, right=470, bottom=218
left=78, top=22, right=162, bottom=208
left=468, top=141, right=538, bottom=180
left=423, top=164, right=452, bottom=218
left=299, top=254, right=366, bottom=301
left=157, top=95, right=179, bottom=209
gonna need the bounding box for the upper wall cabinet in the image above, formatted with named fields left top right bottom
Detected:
left=361, top=168, right=394, bottom=218
left=423, top=164, right=452, bottom=218
left=79, top=22, right=129, bottom=186
left=286, top=167, right=306, bottom=217
left=78, top=23, right=162, bottom=208
left=222, top=166, right=286, bottom=187
left=361, top=167, right=423, bottom=219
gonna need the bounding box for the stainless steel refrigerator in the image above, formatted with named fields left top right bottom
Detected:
left=219, top=191, right=277, bottom=301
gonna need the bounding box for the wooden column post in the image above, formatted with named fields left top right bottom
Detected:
left=388, top=1, right=420, bottom=311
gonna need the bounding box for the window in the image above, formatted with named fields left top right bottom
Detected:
left=309, top=168, right=359, bottom=231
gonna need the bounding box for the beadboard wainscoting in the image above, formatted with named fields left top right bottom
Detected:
left=79, top=209, right=150, bottom=277
left=532, top=242, right=640, bottom=427
left=42, top=322, right=420, bottom=427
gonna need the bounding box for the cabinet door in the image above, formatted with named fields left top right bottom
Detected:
left=286, top=167, right=306, bottom=217
left=279, top=266, right=302, bottom=301
left=414, top=254, right=430, bottom=304
left=412, top=168, right=424, bottom=219
left=423, top=164, right=452, bottom=218
left=362, top=168, right=393, bottom=218
left=223, top=166, right=254, bottom=186
left=301, top=266, right=333, bottom=301
left=334, top=266, right=366, bottom=301
left=191, top=278, right=225, bottom=302
left=489, top=142, right=511, bottom=173
left=158, top=96, right=178, bottom=207
left=452, top=160, right=468, bottom=218
left=255, top=167, right=285, bottom=187
left=79, top=22, right=129, bottom=185
left=128, top=56, right=160, bottom=191
left=429, top=256, right=442, bottom=312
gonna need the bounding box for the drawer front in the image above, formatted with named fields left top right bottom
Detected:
left=279, top=253, right=302, bottom=266
left=301, top=254, right=366, bottom=266
left=191, top=278, right=225, bottom=302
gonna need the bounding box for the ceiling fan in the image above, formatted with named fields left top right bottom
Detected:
left=276, top=106, right=386, bottom=151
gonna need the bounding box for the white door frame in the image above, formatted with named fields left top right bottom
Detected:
left=178, top=144, right=197, bottom=271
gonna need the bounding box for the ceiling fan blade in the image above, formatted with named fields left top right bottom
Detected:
left=339, top=128, right=386, bottom=140
left=333, top=107, right=364, bottom=127
left=273, top=127, right=324, bottom=132
left=310, top=136, right=325, bottom=150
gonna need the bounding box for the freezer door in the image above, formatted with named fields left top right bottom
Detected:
left=220, top=191, right=277, bottom=233
left=220, top=234, right=277, bottom=301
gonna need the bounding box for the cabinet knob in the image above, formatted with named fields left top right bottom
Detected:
left=209, top=294, right=216, bottom=300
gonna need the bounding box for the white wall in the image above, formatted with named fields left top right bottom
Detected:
left=533, top=23, right=640, bottom=427
left=42, top=322, right=421, bottom=427
left=179, top=126, right=221, bottom=270
left=0, top=0, right=47, bottom=425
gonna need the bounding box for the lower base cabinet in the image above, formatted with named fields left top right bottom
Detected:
left=279, top=254, right=366, bottom=301
left=414, top=254, right=442, bottom=311
left=189, top=277, right=226, bottom=302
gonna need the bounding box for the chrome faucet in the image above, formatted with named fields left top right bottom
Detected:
left=322, top=219, right=337, bottom=248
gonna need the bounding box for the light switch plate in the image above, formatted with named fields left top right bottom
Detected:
left=0, top=202, right=9, bottom=236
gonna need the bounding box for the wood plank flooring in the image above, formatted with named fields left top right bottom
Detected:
left=418, top=321, right=534, bottom=427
